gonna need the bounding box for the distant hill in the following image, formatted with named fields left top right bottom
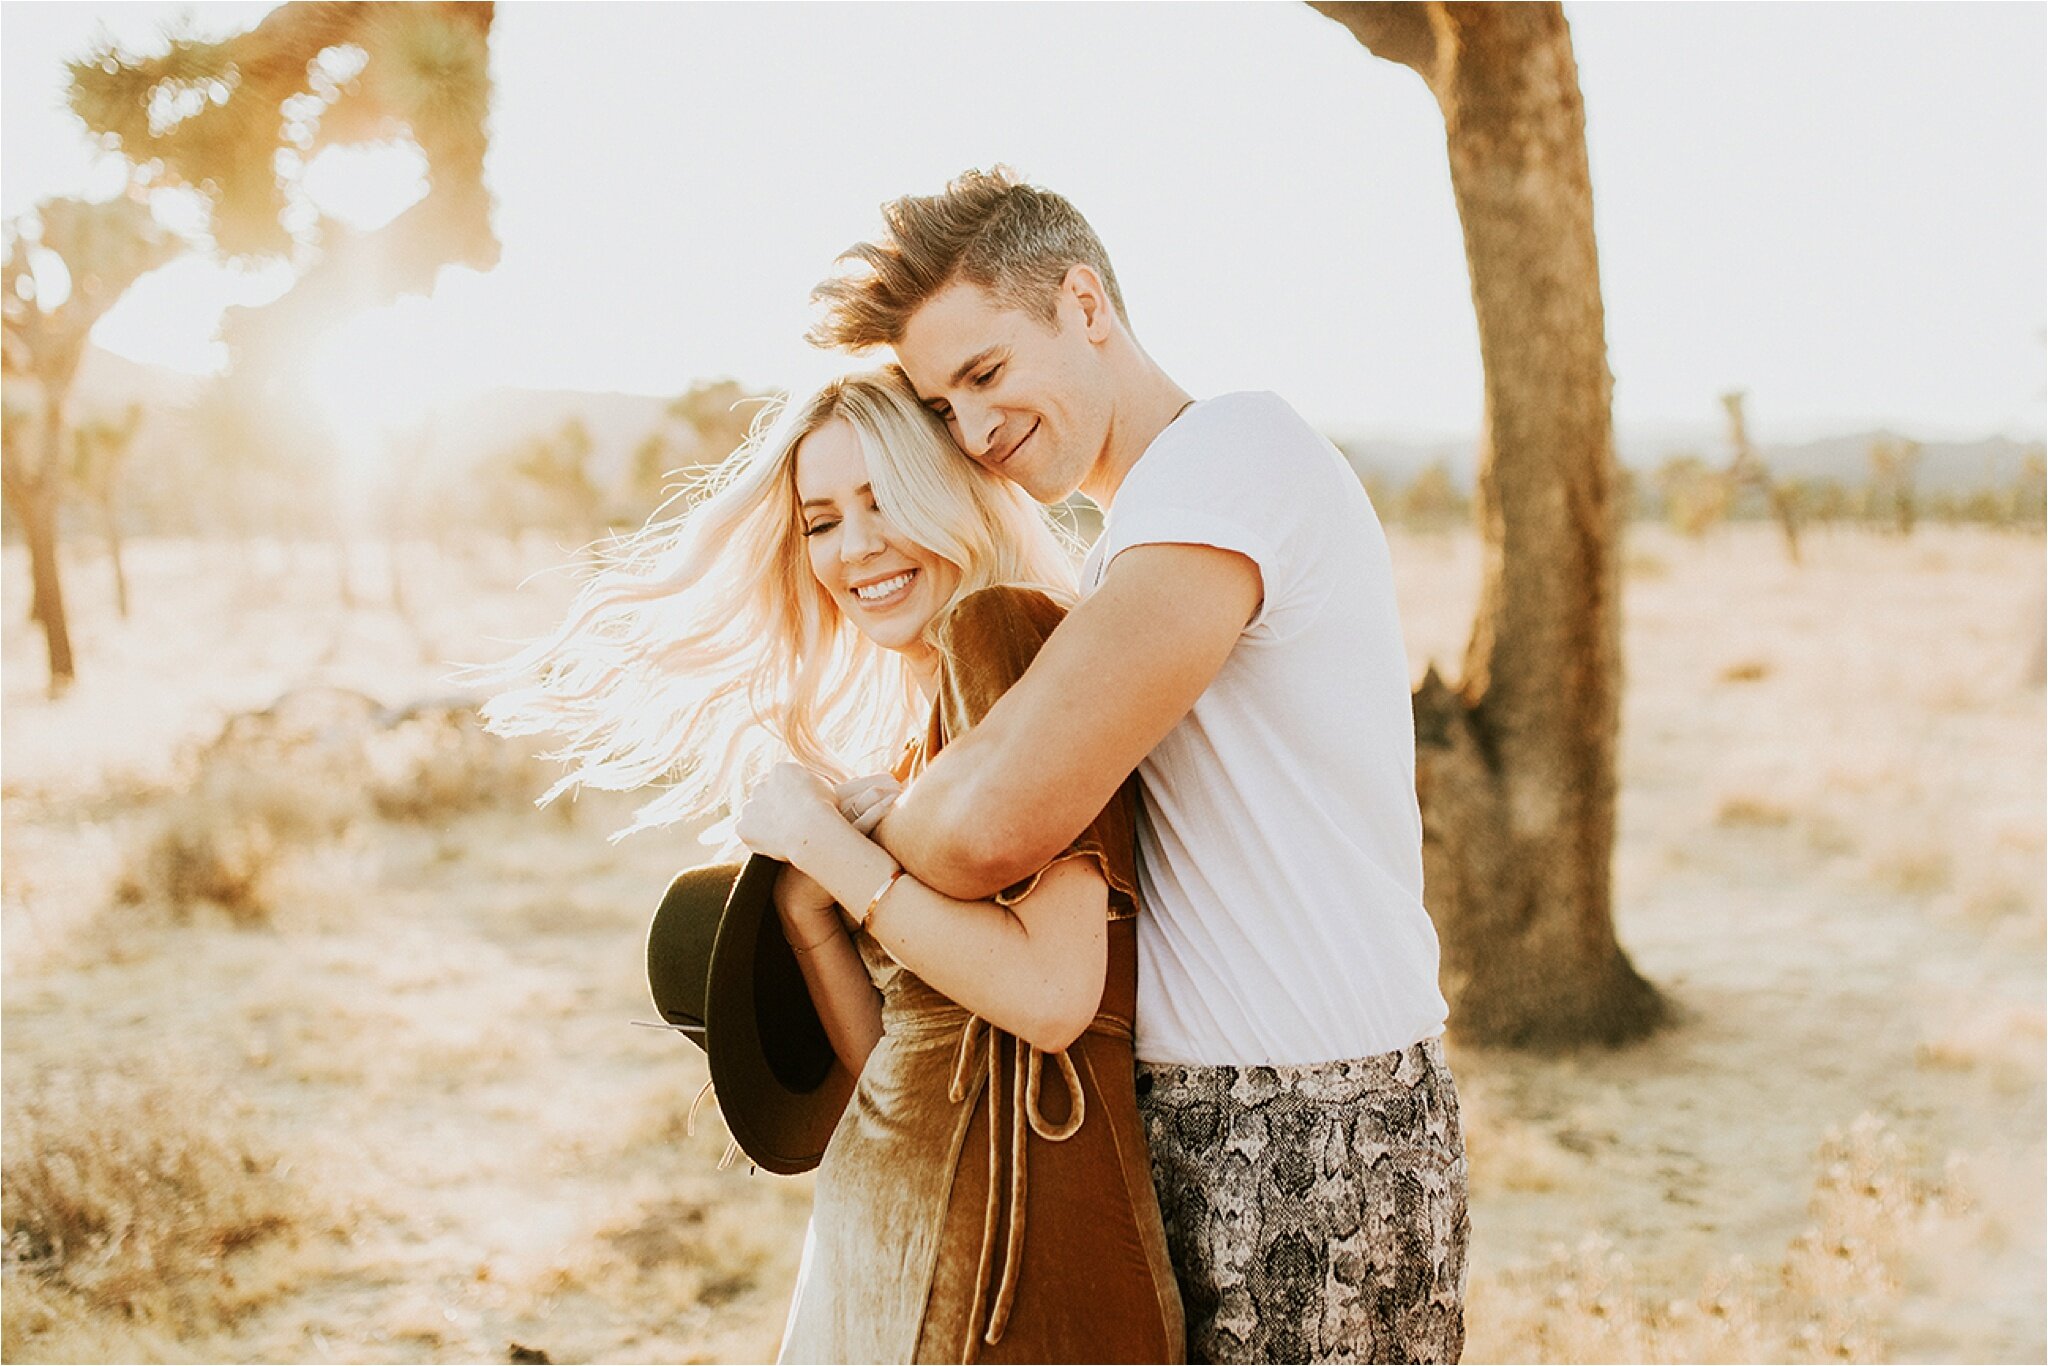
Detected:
left=1328, top=424, right=2041, bottom=495
left=70, top=348, right=2038, bottom=496
left=1747, top=429, right=2041, bottom=497
left=66, top=348, right=739, bottom=486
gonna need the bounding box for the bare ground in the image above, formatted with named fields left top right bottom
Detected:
left=4, top=524, right=2042, bottom=1363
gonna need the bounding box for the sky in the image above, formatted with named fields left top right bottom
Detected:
left=3, top=1, right=2044, bottom=445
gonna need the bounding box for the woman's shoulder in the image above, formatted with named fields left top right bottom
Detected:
left=935, top=583, right=1071, bottom=647
left=930, top=584, right=1074, bottom=733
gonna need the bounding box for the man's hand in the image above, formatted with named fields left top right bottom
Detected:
left=875, top=542, right=1260, bottom=898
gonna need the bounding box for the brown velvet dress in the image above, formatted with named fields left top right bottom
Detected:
left=778, top=587, right=1184, bottom=1365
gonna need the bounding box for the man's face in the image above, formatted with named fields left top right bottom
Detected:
left=894, top=277, right=1112, bottom=504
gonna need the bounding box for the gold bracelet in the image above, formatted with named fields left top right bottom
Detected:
left=859, top=867, right=908, bottom=927
left=788, top=923, right=840, bottom=955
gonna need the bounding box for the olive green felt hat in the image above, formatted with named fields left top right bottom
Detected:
left=645, top=856, right=852, bottom=1175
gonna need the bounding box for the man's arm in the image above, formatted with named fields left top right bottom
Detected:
left=874, top=542, right=1262, bottom=900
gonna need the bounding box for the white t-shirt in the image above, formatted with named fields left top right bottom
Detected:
left=1082, top=391, right=1449, bottom=1066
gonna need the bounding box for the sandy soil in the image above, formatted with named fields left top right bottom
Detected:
left=3, top=524, right=2042, bottom=1363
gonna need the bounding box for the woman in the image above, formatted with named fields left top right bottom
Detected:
left=485, top=370, right=1182, bottom=1364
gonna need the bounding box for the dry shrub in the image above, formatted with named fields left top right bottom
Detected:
left=1870, top=847, right=1953, bottom=896
left=112, top=691, right=545, bottom=926
left=1913, top=1007, right=2045, bottom=1090
left=113, top=758, right=359, bottom=928
left=1625, top=549, right=1670, bottom=580
left=1468, top=1235, right=1768, bottom=1364
left=1779, top=1115, right=1966, bottom=1360
left=363, top=705, right=548, bottom=822
left=1470, top=1115, right=1965, bottom=1364
left=1716, top=795, right=1794, bottom=828
left=2, top=1066, right=326, bottom=1360
left=513, top=1176, right=802, bottom=1342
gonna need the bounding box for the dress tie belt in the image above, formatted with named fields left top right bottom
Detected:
left=944, top=1011, right=1131, bottom=1363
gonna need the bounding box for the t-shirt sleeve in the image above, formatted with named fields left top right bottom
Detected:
left=1094, top=396, right=1333, bottom=639
left=930, top=585, right=1141, bottom=917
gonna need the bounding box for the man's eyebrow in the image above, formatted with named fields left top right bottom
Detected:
left=948, top=347, right=1002, bottom=387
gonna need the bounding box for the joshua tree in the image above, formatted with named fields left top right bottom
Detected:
left=1721, top=390, right=1803, bottom=563
left=67, top=3, right=499, bottom=377
left=1652, top=452, right=1731, bottom=537
left=1867, top=437, right=1922, bottom=536
left=1311, top=2, right=1661, bottom=1045
left=1397, top=460, right=1468, bottom=530
left=1, top=198, right=180, bottom=689
left=69, top=402, right=146, bottom=618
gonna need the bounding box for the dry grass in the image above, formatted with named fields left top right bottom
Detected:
left=1, top=1064, right=331, bottom=1362
left=4, top=526, right=2039, bottom=1363
left=1468, top=1115, right=1966, bottom=1364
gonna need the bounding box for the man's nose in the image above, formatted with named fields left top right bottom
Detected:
left=954, top=398, right=1000, bottom=460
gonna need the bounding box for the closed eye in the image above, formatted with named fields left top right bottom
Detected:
left=972, top=364, right=1001, bottom=387
left=802, top=518, right=839, bottom=537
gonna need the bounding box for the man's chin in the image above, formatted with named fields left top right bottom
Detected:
left=1022, top=474, right=1081, bottom=506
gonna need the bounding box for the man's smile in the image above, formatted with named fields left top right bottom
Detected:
left=990, top=419, right=1039, bottom=468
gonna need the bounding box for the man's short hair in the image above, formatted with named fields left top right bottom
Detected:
left=808, top=166, right=1128, bottom=352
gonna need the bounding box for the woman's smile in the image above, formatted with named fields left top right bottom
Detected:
left=849, top=567, right=920, bottom=609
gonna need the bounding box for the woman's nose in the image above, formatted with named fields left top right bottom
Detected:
left=841, top=509, right=886, bottom=562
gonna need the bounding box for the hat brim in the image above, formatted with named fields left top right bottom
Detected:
left=647, top=861, right=743, bottom=1052
left=705, top=853, right=854, bottom=1175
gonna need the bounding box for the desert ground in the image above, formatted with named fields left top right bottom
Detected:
left=3, top=522, right=2042, bottom=1364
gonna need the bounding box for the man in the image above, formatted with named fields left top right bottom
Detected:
left=810, top=167, right=1467, bottom=1364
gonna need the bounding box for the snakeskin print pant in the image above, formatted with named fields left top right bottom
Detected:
left=1136, top=1038, right=1468, bottom=1364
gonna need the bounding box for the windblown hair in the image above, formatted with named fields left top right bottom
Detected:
left=479, top=368, right=1077, bottom=837
left=808, top=166, right=1127, bottom=352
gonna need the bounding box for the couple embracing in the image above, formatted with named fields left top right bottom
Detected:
left=495, top=169, right=1468, bottom=1365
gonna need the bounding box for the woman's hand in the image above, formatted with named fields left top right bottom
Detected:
left=834, top=773, right=903, bottom=835
left=736, top=762, right=846, bottom=867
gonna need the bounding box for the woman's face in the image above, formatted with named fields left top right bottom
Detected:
left=794, top=418, right=962, bottom=660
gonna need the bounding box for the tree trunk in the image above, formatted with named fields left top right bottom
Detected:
left=24, top=397, right=79, bottom=690
left=99, top=491, right=130, bottom=619
left=334, top=530, right=355, bottom=608
left=19, top=481, right=75, bottom=691
left=1313, top=1, right=1662, bottom=1046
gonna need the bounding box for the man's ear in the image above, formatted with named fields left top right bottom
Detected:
left=1060, top=264, right=1116, bottom=342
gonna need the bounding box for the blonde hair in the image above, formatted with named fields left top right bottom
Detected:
left=809, top=165, right=1127, bottom=352
left=480, top=368, right=1077, bottom=837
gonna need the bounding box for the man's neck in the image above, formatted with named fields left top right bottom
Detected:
left=1080, top=355, right=1193, bottom=510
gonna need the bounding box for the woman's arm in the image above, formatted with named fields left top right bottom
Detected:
left=773, top=865, right=884, bottom=1076
left=740, top=765, right=1108, bottom=1054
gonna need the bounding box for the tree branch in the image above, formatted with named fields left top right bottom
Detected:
left=1305, top=2, right=1442, bottom=86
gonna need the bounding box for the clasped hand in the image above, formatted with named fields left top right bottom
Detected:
left=735, top=764, right=903, bottom=865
